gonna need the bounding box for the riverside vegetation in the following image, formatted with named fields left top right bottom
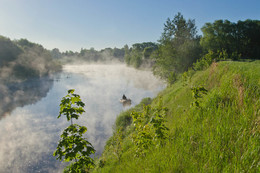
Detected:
left=93, top=60, right=260, bottom=172
left=0, top=37, right=61, bottom=81
left=51, top=13, right=260, bottom=172
left=54, top=89, right=95, bottom=172
left=89, top=13, right=260, bottom=172
left=0, top=11, right=259, bottom=172
left=55, top=59, right=260, bottom=172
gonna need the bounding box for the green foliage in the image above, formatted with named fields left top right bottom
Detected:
left=132, top=42, right=158, bottom=51
left=113, top=97, right=152, bottom=133
left=132, top=52, right=142, bottom=68
left=124, top=42, right=158, bottom=68
left=112, top=48, right=125, bottom=58
left=181, top=68, right=195, bottom=86
left=131, top=106, right=154, bottom=157
left=153, top=12, right=202, bottom=82
left=191, top=86, right=208, bottom=108
left=150, top=100, right=169, bottom=144
left=181, top=72, right=189, bottom=86
left=193, top=50, right=215, bottom=70
left=114, top=112, right=132, bottom=131
left=0, top=35, right=61, bottom=81
left=201, top=19, right=260, bottom=59
left=16, top=38, right=35, bottom=48
left=217, top=49, right=229, bottom=60
left=131, top=101, right=169, bottom=157
left=167, top=71, right=177, bottom=85
left=139, top=97, right=153, bottom=106
left=94, top=61, right=260, bottom=173
left=58, top=89, right=85, bottom=122
left=54, top=124, right=95, bottom=164
left=112, top=128, right=124, bottom=162
left=54, top=89, right=95, bottom=172
left=143, top=47, right=154, bottom=59
left=13, top=64, right=40, bottom=78
left=0, top=36, right=22, bottom=66
left=62, top=47, right=125, bottom=64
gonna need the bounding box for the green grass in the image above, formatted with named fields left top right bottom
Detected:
left=92, top=60, right=260, bottom=173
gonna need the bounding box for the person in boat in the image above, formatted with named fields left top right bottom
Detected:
left=122, top=94, right=127, bottom=100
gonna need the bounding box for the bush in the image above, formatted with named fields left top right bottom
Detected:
left=115, top=111, right=132, bottom=131
left=193, top=50, right=215, bottom=71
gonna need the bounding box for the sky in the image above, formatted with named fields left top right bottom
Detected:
left=0, top=0, right=259, bottom=52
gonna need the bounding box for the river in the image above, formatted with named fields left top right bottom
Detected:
left=0, top=64, right=165, bottom=172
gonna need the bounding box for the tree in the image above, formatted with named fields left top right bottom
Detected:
left=200, top=20, right=237, bottom=57
left=0, top=36, right=61, bottom=80
left=124, top=42, right=158, bottom=68
left=131, top=101, right=169, bottom=157
left=159, top=12, right=198, bottom=45
left=131, top=50, right=142, bottom=68
left=153, top=12, right=201, bottom=82
left=124, top=45, right=131, bottom=65
left=53, top=89, right=95, bottom=172
left=51, top=48, right=62, bottom=59
left=112, top=47, right=125, bottom=58
left=0, top=36, right=22, bottom=67
left=143, top=47, right=153, bottom=59
left=200, top=19, right=260, bottom=59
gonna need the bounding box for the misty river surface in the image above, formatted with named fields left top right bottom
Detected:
left=0, top=64, right=165, bottom=173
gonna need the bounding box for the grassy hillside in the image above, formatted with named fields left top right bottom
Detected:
left=93, top=60, right=260, bottom=173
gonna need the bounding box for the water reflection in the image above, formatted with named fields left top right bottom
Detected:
left=0, top=64, right=165, bottom=172
left=0, top=77, right=54, bottom=119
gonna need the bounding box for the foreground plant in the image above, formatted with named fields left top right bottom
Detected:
left=191, top=86, right=208, bottom=108
left=150, top=99, right=169, bottom=146
left=132, top=100, right=169, bottom=157
left=53, top=89, right=95, bottom=172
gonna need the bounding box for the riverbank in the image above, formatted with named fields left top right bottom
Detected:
left=93, top=60, right=260, bottom=172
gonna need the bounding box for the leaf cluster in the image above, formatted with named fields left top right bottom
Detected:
left=131, top=100, right=169, bottom=157
left=153, top=12, right=202, bottom=82
left=150, top=102, right=169, bottom=143
left=201, top=19, right=260, bottom=59
left=58, top=89, right=85, bottom=121
left=191, top=86, right=208, bottom=108
left=54, top=89, right=95, bottom=172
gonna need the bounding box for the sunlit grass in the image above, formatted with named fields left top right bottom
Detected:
left=92, top=60, right=260, bottom=173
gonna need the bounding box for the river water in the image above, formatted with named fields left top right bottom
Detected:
left=0, top=64, right=165, bottom=172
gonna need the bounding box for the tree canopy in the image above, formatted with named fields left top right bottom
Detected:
left=0, top=36, right=61, bottom=81
left=153, top=12, right=201, bottom=83
left=124, top=42, right=158, bottom=68
left=200, top=19, right=260, bottom=59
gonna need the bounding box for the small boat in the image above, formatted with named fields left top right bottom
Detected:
left=119, top=95, right=132, bottom=106
left=119, top=98, right=131, bottom=103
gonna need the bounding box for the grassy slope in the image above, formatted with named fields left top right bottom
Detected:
left=93, top=60, right=260, bottom=173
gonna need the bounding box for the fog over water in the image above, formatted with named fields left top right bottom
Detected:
left=0, top=64, right=165, bottom=172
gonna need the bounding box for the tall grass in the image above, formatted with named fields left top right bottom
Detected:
left=93, top=60, right=260, bottom=173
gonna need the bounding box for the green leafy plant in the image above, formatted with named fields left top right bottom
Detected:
left=131, top=100, right=169, bottom=157
left=131, top=105, right=153, bottom=157
left=53, top=89, right=95, bottom=172
left=113, top=127, right=123, bottom=162
left=191, top=86, right=208, bottom=108
left=150, top=100, right=169, bottom=146
left=181, top=71, right=189, bottom=86
left=167, top=71, right=177, bottom=85
left=193, top=50, right=215, bottom=71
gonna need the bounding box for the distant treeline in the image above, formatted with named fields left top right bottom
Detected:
left=54, top=13, right=260, bottom=85
left=125, top=13, right=260, bottom=84
left=0, top=36, right=61, bottom=81
left=124, top=42, right=158, bottom=68
left=51, top=47, right=125, bottom=64
left=2, top=12, right=259, bottom=83
left=52, top=42, right=158, bottom=68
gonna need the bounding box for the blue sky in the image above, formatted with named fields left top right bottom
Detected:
left=0, top=0, right=259, bottom=52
